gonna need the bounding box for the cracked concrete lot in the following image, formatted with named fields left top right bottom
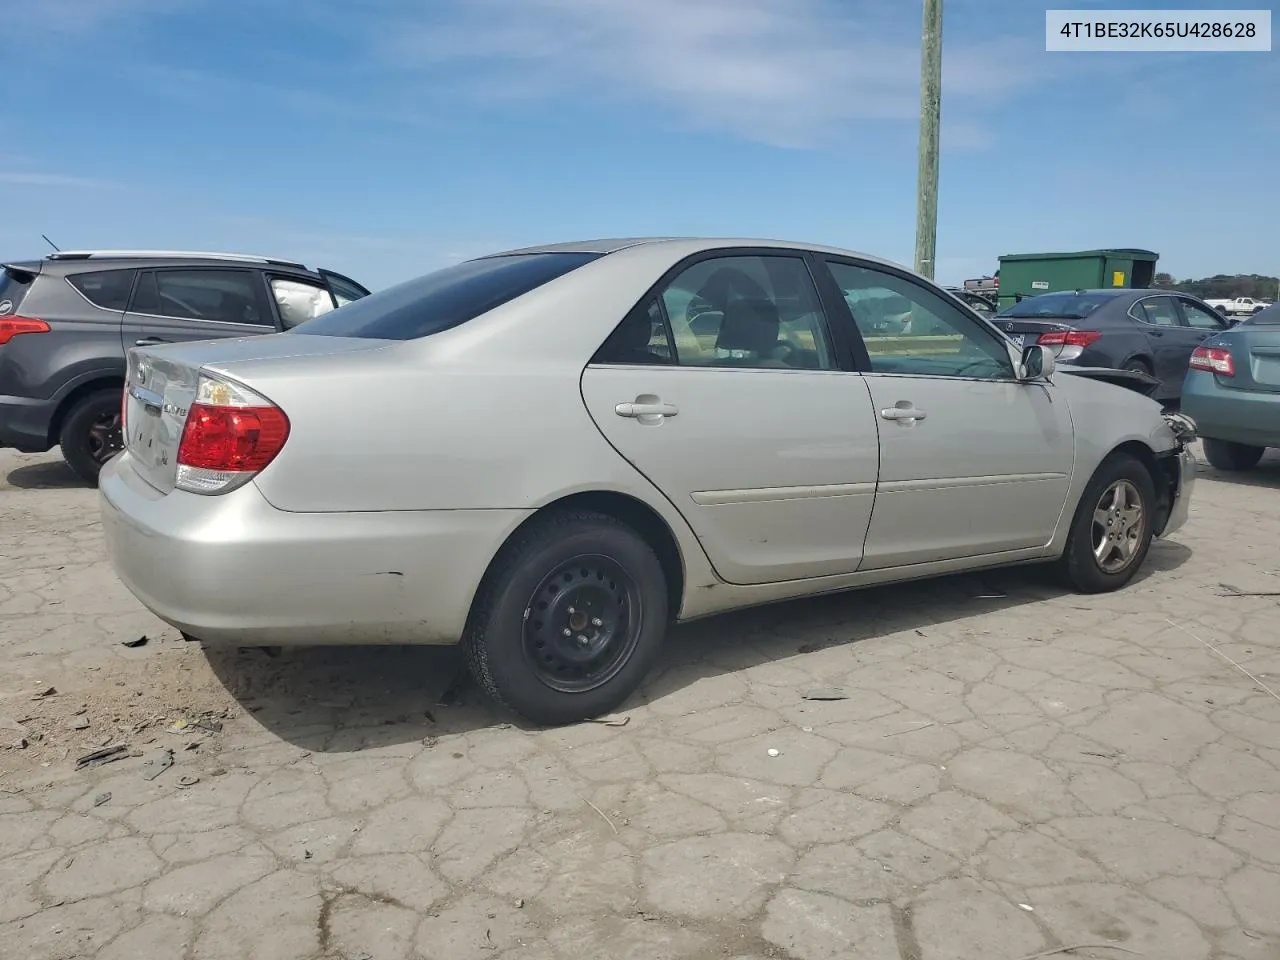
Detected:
left=2, top=447, right=1280, bottom=960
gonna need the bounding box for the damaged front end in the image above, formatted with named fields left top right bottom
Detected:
left=1155, top=411, right=1198, bottom=538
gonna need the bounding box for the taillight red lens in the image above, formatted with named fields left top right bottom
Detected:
left=1037, top=330, right=1103, bottom=348
left=176, top=403, right=290, bottom=472
left=1189, top=346, right=1235, bottom=376
left=0, top=316, right=50, bottom=346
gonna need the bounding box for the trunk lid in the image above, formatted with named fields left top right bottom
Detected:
left=1204, top=324, right=1280, bottom=395
left=124, top=333, right=392, bottom=494
left=991, top=318, right=1074, bottom=351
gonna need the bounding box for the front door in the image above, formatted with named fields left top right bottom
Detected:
left=120, top=267, right=277, bottom=351
left=580, top=252, right=882, bottom=586
left=822, top=258, right=1075, bottom=570
left=1172, top=297, right=1232, bottom=385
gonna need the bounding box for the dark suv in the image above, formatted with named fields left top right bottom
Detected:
left=0, top=250, right=370, bottom=483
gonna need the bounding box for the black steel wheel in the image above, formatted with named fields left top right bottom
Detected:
left=59, top=388, right=125, bottom=485
left=523, top=555, right=643, bottom=694
left=464, top=510, right=670, bottom=725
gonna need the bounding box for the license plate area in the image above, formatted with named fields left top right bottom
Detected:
left=126, top=386, right=166, bottom=460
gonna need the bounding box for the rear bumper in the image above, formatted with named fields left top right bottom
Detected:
left=1181, top=373, right=1280, bottom=447
left=0, top=394, right=57, bottom=452
left=98, top=452, right=532, bottom=646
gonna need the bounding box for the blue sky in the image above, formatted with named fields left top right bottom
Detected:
left=3, top=0, right=1276, bottom=290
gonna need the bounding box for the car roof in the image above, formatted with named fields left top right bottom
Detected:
left=486, top=237, right=904, bottom=268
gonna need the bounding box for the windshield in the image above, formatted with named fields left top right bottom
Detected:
left=999, top=292, right=1119, bottom=320
left=1241, top=303, right=1280, bottom=326
left=292, top=252, right=602, bottom=340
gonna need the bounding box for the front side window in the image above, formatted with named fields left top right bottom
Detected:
left=826, top=261, right=1014, bottom=379
left=652, top=255, right=834, bottom=370
left=1179, top=299, right=1227, bottom=330
left=271, top=276, right=336, bottom=329
left=292, top=252, right=600, bottom=340
left=132, top=269, right=268, bottom=325
left=67, top=269, right=136, bottom=311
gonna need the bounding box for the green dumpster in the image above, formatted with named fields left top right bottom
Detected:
left=996, top=249, right=1159, bottom=311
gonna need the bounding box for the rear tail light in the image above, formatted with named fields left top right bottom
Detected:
left=1189, top=346, right=1235, bottom=376
left=175, top=375, right=290, bottom=494
left=1036, top=330, right=1103, bottom=348
left=0, top=316, right=50, bottom=346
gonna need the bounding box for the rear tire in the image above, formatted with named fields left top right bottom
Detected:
left=1202, top=438, right=1265, bottom=472
left=59, top=388, right=124, bottom=486
left=1056, top=453, right=1156, bottom=594
left=463, top=510, right=669, bottom=725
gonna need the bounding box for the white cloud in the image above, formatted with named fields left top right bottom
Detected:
left=383, top=0, right=1041, bottom=147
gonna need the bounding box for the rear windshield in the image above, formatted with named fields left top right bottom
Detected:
left=1240, top=303, right=1280, bottom=326
left=999, top=292, right=1120, bottom=320
left=0, top=266, right=35, bottom=315
left=292, top=252, right=602, bottom=340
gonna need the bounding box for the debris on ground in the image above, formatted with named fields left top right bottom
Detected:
left=587, top=715, right=631, bottom=727
left=31, top=686, right=57, bottom=700
left=76, top=745, right=127, bottom=770
left=93, top=792, right=111, bottom=807
left=1218, top=582, right=1280, bottom=597
left=140, top=748, right=174, bottom=781
left=801, top=688, right=848, bottom=701
left=176, top=775, right=200, bottom=788
left=68, top=715, right=90, bottom=730
left=767, top=748, right=780, bottom=757
left=121, top=636, right=150, bottom=648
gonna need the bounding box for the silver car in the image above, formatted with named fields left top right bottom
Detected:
left=99, top=238, right=1196, bottom=724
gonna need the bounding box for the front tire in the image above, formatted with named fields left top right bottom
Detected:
left=59, top=388, right=124, bottom=485
left=1057, top=453, right=1156, bottom=593
left=464, top=510, right=670, bottom=725
left=1202, top=438, right=1265, bottom=472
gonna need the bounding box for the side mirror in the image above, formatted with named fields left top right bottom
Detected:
left=1019, top=344, right=1055, bottom=380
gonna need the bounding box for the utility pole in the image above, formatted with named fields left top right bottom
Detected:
left=914, top=0, right=943, bottom=280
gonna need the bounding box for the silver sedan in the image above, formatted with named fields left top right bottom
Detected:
left=99, top=238, right=1196, bottom=724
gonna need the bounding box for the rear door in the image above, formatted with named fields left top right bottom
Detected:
left=580, top=250, right=882, bottom=586
left=821, top=257, right=1075, bottom=570
left=1130, top=295, right=1186, bottom=385
left=120, top=267, right=277, bottom=351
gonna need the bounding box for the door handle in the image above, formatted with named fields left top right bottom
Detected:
left=134, top=337, right=169, bottom=346
left=880, top=405, right=927, bottom=422
left=615, top=401, right=678, bottom=419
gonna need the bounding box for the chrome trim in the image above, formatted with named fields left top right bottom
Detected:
left=49, top=250, right=306, bottom=268
left=691, top=482, right=876, bottom=505
left=125, top=310, right=274, bottom=330
left=878, top=473, right=1067, bottom=494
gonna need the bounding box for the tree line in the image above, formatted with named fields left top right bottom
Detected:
left=1152, top=272, right=1278, bottom=300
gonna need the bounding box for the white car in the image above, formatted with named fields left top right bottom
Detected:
left=99, top=238, right=1196, bottom=724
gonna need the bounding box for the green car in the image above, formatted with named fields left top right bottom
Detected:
left=1181, top=303, right=1280, bottom=470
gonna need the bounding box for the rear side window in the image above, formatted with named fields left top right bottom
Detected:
left=291, top=252, right=601, bottom=340
left=0, top=267, right=34, bottom=315
left=1242, top=304, right=1280, bottom=326
left=132, top=269, right=269, bottom=325
left=67, top=269, right=136, bottom=311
